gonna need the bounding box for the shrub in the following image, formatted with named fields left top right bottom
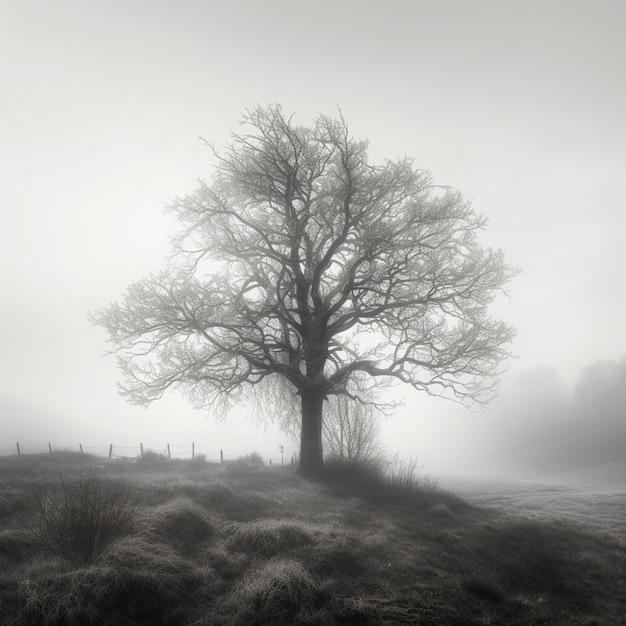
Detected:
left=222, top=452, right=267, bottom=477
left=383, top=454, right=438, bottom=494
left=323, top=396, right=384, bottom=463
left=243, top=451, right=265, bottom=465
left=321, top=454, right=458, bottom=513
left=32, top=473, right=133, bottom=564
left=323, top=454, right=437, bottom=495
left=135, top=449, right=169, bottom=468
left=323, top=455, right=384, bottom=487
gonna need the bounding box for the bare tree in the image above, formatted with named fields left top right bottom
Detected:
left=91, top=105, right=516, bottom=478
left=323, top=395, right=382, bottom=463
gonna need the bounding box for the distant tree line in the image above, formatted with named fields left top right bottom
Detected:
left=489, top=356, right=626, bottom=469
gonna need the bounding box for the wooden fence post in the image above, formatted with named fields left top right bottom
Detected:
left=108, top=444, right=113, bottom=459
left=16, top=442, right=20, bottom=457
left=220, top=449, right=224, bottom=463
left=140, top=442, right=144, bottom=458
left=167, top=443, right=171, bottom=460
left=79, top=443, right=83, bottom=454
left=48, top=443, right=52, bottom=454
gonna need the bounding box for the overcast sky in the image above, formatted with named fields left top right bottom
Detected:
left=1, top=1, right=624, bottom=472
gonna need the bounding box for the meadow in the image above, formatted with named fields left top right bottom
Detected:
left=0, top=451, right=623, bottom=625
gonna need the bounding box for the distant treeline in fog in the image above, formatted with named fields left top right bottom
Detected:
left=487, top=356, right=626, bottom=471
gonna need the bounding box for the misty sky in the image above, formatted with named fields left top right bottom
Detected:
left=1, top=1, right=624, bottom=472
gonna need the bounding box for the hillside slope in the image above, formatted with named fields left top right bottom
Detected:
left=0, top=452, right=624, bottom=625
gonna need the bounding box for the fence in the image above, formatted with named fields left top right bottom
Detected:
left=2, top=442, right=294, bottom=467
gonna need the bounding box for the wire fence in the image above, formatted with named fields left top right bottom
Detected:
left=0, top=441, right=294, bottom=467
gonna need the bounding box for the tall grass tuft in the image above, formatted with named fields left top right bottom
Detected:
left=14, top=560, right=208, bottom=626
left=31, top=473, right=133, bottom=564
left=224, top=558, right=321, bottom=624
left=383, top=454, right=439, bottom=494
left=225, top=519, right=315, bottom=557
left=143, top=497, right=214, bottom=555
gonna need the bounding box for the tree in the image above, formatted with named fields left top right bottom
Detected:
left=575, top=359, right=623, bottom=409
left=91, top=105, right=516, bottom=478
left=323, top=395, right=383, bottom=463
left=574, top=357, right=626, bottom=458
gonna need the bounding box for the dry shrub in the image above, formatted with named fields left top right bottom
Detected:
left=242, top=451, right=265, bottom=465
left=32, top=473, right=133, bottom=564
left=223, top=452, right=265, bottom=477
left=225, top=558, right=320, bottom=624
left=225, top=519, right=314, bottom=557
left=134, top=449, right=170, bottom=468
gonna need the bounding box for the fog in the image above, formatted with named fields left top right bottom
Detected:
left=1, top=2, right=625, bottom=481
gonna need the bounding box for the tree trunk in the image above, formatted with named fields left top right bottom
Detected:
left=297, top=389, right=325, bottom=478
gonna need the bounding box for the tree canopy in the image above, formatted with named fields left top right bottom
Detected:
left=92, top=105, right=516, bottom=477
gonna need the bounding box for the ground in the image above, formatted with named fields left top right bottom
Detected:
left=0, top=451, right=624, bottom=625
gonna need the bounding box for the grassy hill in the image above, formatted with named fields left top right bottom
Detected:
left=0, top=451, right=624, bottom=625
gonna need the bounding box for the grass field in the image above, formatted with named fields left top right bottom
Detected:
left=0, top=451, right=624, bottom=625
